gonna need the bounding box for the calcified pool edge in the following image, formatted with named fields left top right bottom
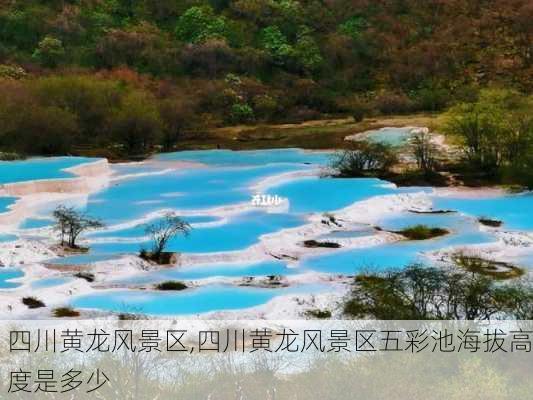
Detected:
left=0, top=149, right=531, bottom=319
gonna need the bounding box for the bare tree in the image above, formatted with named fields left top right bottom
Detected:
left=411, top=128, right=437, bottom=174
left=53, top=205, right=104, bottom=248
left=144, top=213, right=191, bottom=259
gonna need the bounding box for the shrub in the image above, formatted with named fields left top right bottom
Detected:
left=53, top=307, right=80, bottom=318
left=414, top=85, right=450, bottom=111
left=478, top=217, right=503, bottom=227
left=32, top=36, right=65, bottom=68
left=0, top=152, right=24, bottom=161
left=229, top=103, right=254, bottom=124
left=330, top=142, right=397, bottom=177
left=373, top=92, right=415, bottom=115
left=22, top=297, right=45, bottom=309
left=0, top=64, right=27, bottom=80
left=344, top=264, right=533, bottom=320
left=306, top=309, right=332, bottom=319
left=253, top=95, right=279, bottom=120
left=396, top=225, right=449, bottom=240
left=155, top=281, right=188, bottom=291
left=337, top=96, right=373, bottom=122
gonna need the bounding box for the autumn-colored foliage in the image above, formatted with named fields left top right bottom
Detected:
left=0, top=0, right=530, bottom=156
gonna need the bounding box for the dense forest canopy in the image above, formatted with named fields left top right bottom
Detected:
left=0, top=0, right=531, bottom=156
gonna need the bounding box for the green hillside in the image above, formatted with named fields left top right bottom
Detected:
left=0, top=0, right=531, bottom=156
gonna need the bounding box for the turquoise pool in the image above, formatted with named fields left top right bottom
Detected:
left=86, top=163, right=308, bottom=224
left=88, top=211, right=305, bottom=255
left=31, top=276, right=73, bottom=289
left=364, top=127, right=415, bottom=147
left=0, top=196, right=17, bottom=213
left=1, top=149, right=532, bottom=317
left=115, top=260, right=294, bottom=284
left=0, top=269, right=23, bottom=289
left=0, top=157, right=98, bottom=184
left=19, top=218, right=54, bottom=229
left=267, top=177, right=397, bottom=213
left=300, top=219, right=495, bottom=275
left=153, top=148, right=332, bottom=166
left=0, top=233, right=17, bottom=242
left=71, top=284, right=327, bottom=316
left=433, top=193, right=533, bottom=231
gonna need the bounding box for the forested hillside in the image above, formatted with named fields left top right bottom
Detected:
left=0, top=0, right=531, bottom=156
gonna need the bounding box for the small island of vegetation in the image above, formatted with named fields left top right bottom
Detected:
left=395, top=225, right=449, bottom=241
left=154, top=281, right=188, bottom=291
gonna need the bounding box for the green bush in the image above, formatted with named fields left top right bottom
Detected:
left=397, top=225, right=449, bottom=240
left=229, top=103, right=254, bottom=124
left=32, top=36, right=65, bottom=68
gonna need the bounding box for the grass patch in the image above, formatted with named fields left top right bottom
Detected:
left=478, top=217, right=503, bottom=227
left=154, top=281, right=188, bottom=291
left=53, top=307, right=80, bottom=318
left=305, top=309, right=332, bottom=319
left=396, top=225, right=449, bottom=240
left=22, top=297, right=45, bottom=309
left=453, top=254, right=524, bottom=280
left=303, top=240, right=341, bottom=248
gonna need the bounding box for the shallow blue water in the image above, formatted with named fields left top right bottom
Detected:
left=0, top=269, right=23, bottom=289
left=364, top=127, right=414, bottom=147
left=318, top=229, right=375, bottom=240
left=71, top=284, right=327, bottom=316
left=301, top=226, right=494, bottom=275
left=19, top=218, right=54, bottom=229
left=87, top=163, right=306, bottom=224
left=88, top=211, right=305, bottom=255
left=46, top=253, right=121, bottom=266
left=377, top=211, right=467, bottom=231
left=433, top=193, right=533, bottom=231
left=0, top=157, right=97, bottom=184
left=0, top=233, right=17, bottom=242
left=269, top=177, right=400, bottom=213
left=31, top=277, right=73, bottom=289
left=116, top=261, right=294, bottom=284
left=0, top=197, right=17, bottom=213
left=154, top=148, right=332, bottom=166
left=89, top=215, right=220, bottom=239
